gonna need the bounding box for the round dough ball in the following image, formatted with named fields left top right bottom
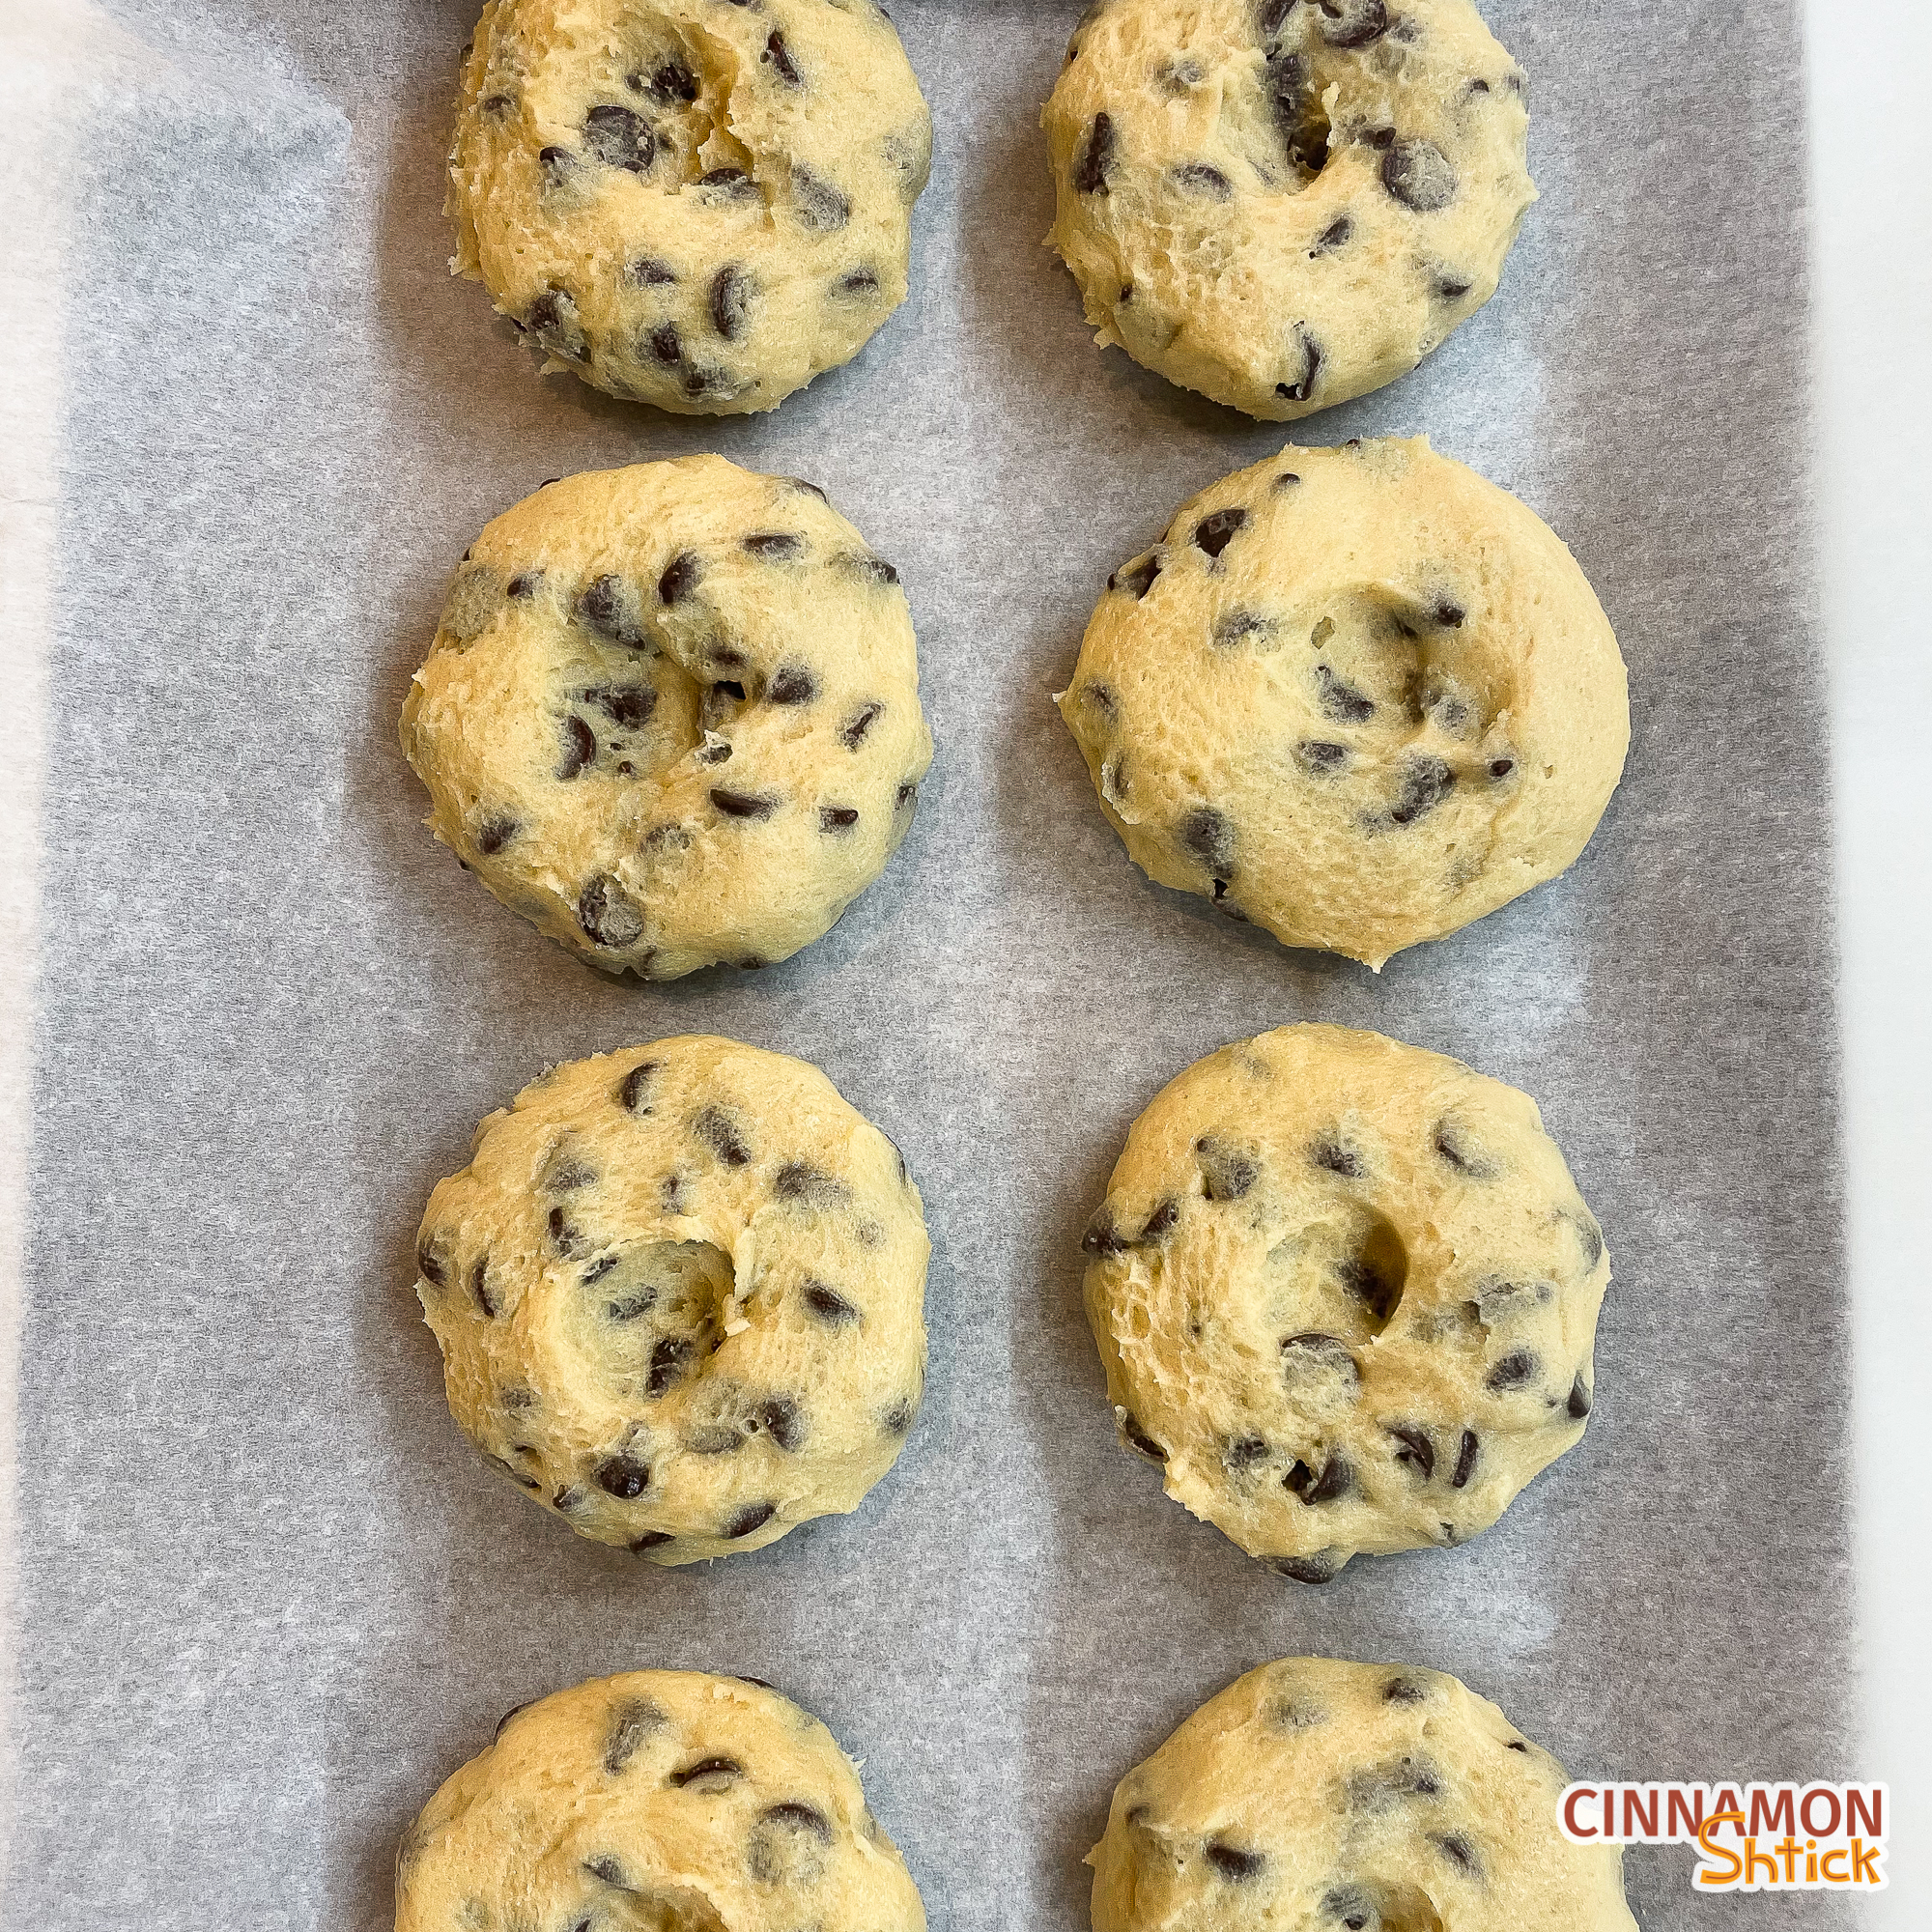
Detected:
left=1080, top=1024, right=1609, bottom=1582
left=448, top=0, right=931, bottom=412
left=1089, top=1658, right=1635, bottom=1932
left=1057, top=437, right=1628, bottom=969
left=397, top=1670, right=926, bottom=1932
left=413, top=1036, right=928, bottom=1563
left=401, top=457, right=932, bottom=980
left=1043, top=0, right=1535, bottom=420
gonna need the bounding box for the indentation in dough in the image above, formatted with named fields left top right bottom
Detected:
left=562, top=1237, right=739, bottom=1398
left=1264, top=1207, right=1407, bottom=1341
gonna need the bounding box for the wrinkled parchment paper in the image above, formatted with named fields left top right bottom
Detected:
left=1, top=3, right=1853, bottom=1925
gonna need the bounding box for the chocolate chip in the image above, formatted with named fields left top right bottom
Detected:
left=415, top=1238, right=448, bottom=1287
left=494, top=1699, right=533, bottom=1741
left=1304, top=665, right=1372, bottom=723
left=1171, top=161, right=1233, bottom=199
left=1567, top=1374, right=1592, bottom=1418
left=851, top=552, right=899, bottom=585
left=595, top=1455, right=651, bottom=1499
left=710, top=787, right=778, bottom=820
left=479, top=91, right=514, bottom=115
left=1075, top=112, right=1115, bottom=193
left=803, top=1280, right=860, bottom=1324
left=644, top=322, right=682, bottom=366
left=505, top=572, right=539, bottom=600
left=1338, top=1254, right=1401, bottom=1322
left=1286, top=1453, right=1351, bottom=1503
left=537, top=147, right=576, bottom=192
left=1350, top=1756, right=1442, bottom=1808
left=607, top=1291, right=656, bottom=1321
left=578, top=574, right=644, bottom=646
left=617, top=1062, right=658, bottom=1112
left=1487, top=755, right=1518, bottom=781
left=1268, top=1551, right=1340, bottom=1583
left=1320, top=0, right=1388, bottom=46
left=1225, top=1435, right=1269, bottom=1470
left=583, top=1855, right=629, bottom=1887
left=834, top=266, right=881, bottom=298
left=766, top=666, right=816, bottom=706
left=1110, top=552, right=1161, bottom=599
left=548, top=1208, right=581, bottom=1256
left=1387, top=754, right=1455, bottom=824
left=819, top=805, right=859, bottom=832
left=580, top=1256, right=617, bottom=1287
left=1321, top=1886, right=1378, bottom=1927
left=1282, top=1334, right=1359, bottom=1384
left=1205, top=1842, right=1265, bottom=1882
left=763, top=29, right=801, bottom=83
left=526, top=284, right=585, bottom=359
left=695, top=1106, right=752, bottom=1166
left=1506, top=1739, right=1529, bottom=1752
left=1311, top=214, right=1354, bottom=256
left=669, top=1755, right=744, bottom=1786
left=1194, top=507, right=1248, bottom=557
left=881, top=1396, right=916, bottom=1435
left=698, top=166, right=757, bottom=198
left=1382, top=138, right=1457, bottom=212
left=1139, top=1198, right=1179, bottom=1242
left=604, top=1698, right=667, bottom=1773
left=895, top=781, right=917, bottom=811
left=1081, top=1207, right=1128, bottom=1256
left=763, top=1801, right=832, bottom=1841
left=755, top=1397, right=806, bottom=1451
left=1121, top=1413, right=1167, bottom=1462
left=1434, top=1833, right=1480, bottom=1874
left=1571, top=1210, right=1606, bottom=1268
left=1275, top=325, right=1322, bottom=403
left=629, top=1530, right=674, bottom=1552
left=792, top=166, right=850, bottom=230
left=1082, top=681, right=1119, bottom=718
left=774, top=1162, right=846, bottom=1204
left=1388, top=1425, right=1434, bottom=1478
left=1310, top=1138, right=1364, bottom=1179
left=744, top=530, right=806, bottom=562
left=1196, top=1136, right=1259, bottom=1201
left=639, top=58, right=697, bottom=104
left=1258, top=0, right=1297, bottom=32
left=1486, top=1350, right=1538, bottom=1392
left=1214, top=609, right=1273, bottom=649
left=1179, top=805, right=1235, bottom=874
left=584, top=103, right=654, bottom=172
left=1452, top=1429, right=1479, bottom=1487
left=1275, top=470, right=1301, bottom=489
left=711, top=264, right=754, bottom=340
left=647, top=1336, right=694, bottom=1396
left=1435, top=271, right=1474, bottom=301
left=1432, top=1121, right=1494, bottom=1178
left=630, top=256, right=677, bottom=286
left=592, top=684, right=656, bottom=726
left=556, top=713, right=595, bottom=779
left=1383, top=1676, right=1427, bottom=1703
left=723, top=1500, right=776, bottom=1539
left=1296, top=740, right=1350, bottom=776
left=578, top=874, right=644, bottom=949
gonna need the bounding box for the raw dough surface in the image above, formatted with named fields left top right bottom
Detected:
left=1057, top=437, right=1628, bottom=968
left=413, top=1036, right=928, bottom=1563
left=1081, top=1024, right=1609, bottom=1582
left=449, top=0, right=930, bottom=412
left=1043, top=0, right=1534, bottom=420
left=397, top=1669, right=926, bottom=1932
left=402, top=456, right=932, bottom=980
left=1089, top=1658, right=1636, bottom=1932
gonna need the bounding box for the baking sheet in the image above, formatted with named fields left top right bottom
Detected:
left=0, top=2, right=1855, bottom=1925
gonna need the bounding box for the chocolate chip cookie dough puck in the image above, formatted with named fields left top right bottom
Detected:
left=448, top=0, right=930, bottom=412
left=1081, top=1024, right=1609, bottom=1582
left=1044, top=0, right=1534, bottom=419
left=396, top=1670, right=926, bottom=1932
left=413, top=1037, right=928, bottom=1562
left=1089, top=1659, right=1636, bottom=1932
left=402, top=458, right=931, bottom=979
left=1057, top=438, right=1628, bottom=968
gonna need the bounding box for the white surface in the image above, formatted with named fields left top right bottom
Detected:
left=1804, top=0, right=1932, bottom=1918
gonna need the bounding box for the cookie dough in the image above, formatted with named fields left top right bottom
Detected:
left=413, top=1036, right=928, bottom=1562
left=401, top=457, right=932, bottom=979
left=1081, top=1024, right=1609, bottom=1582
left=448, top=0, right=931, bottom=412
left=1043, top=0, right=1534, bottom=420
left=1089, top=1658, right=1636, bottom=1932
left=1057, top=438, right=1628, bottom=968
left=397, top=1670, right=926, bottom=1932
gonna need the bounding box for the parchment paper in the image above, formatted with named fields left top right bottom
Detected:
left=1, top=3, right=1854, bottom=1925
